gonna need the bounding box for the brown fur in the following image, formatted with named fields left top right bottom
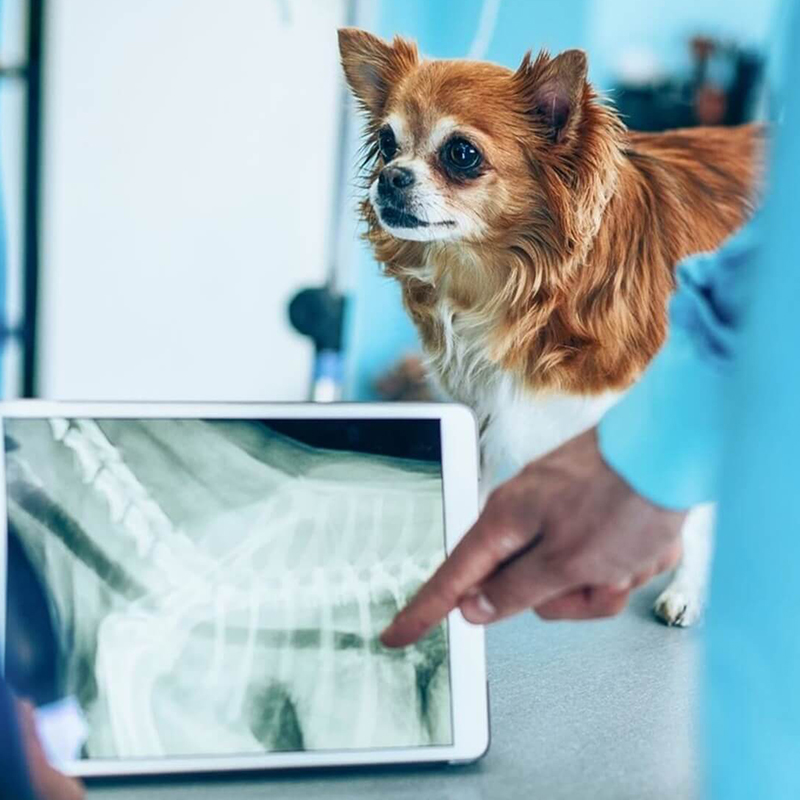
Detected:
left=340, top=29, right=762, bottom=396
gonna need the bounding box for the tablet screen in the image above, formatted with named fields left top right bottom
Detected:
left=2, top=417, right=452, bottom=761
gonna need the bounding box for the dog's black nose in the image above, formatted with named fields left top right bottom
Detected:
left=379, top=166, right=415, bottom=196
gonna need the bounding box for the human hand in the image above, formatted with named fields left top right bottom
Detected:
left=381, top=428, right=685, bottom=647
left=16, top=699, right=84, bottom=800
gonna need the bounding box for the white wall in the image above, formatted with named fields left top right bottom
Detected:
left=39, top=0, right=347, bottom=401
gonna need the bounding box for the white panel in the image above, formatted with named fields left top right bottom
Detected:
left=39, top=0, right=347, bottom=400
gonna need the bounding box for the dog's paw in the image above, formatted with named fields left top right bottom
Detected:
left=653, top=584, right=705, bottom=628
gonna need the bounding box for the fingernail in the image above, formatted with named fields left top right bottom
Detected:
left=460, top=592, right=496, bottom=624
left=612, top=577, right=633, bottom=592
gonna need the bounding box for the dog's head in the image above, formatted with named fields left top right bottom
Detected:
left=339, top=29, right=609, bottom=246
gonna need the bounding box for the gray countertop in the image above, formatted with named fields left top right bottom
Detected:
left=87, top=575, right=699, bottom=800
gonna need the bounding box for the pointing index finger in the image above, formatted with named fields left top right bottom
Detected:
left=380, top=500, right=534, bottom=647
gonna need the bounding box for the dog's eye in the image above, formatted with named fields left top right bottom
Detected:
left=442, top=138, right=482, bottom=172
left=378, top=127, right=398, bottom=161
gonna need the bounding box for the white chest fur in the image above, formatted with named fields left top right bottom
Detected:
left=428, top=298, right=622, bottom=489
left=477, top=376, right=621, bottom=488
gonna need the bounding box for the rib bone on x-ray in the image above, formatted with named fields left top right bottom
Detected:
left=5, top=418, right=452, bottom=757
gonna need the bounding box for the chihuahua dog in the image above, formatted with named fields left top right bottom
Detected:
left=338, top=29, right=762, bottom=626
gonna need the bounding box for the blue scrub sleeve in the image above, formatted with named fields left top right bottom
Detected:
left=597, top=221, right=761, bottom=510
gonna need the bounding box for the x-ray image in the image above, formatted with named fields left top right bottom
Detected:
left=3, top=417, right=452, bottom=758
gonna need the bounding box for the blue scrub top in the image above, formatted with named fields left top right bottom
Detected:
left=599, top=0, right=800, bottom=794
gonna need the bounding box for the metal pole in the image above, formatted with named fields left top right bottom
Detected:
left=304, top=0, right=359, bottom=402
left=21, top=0, right=44, bottom=397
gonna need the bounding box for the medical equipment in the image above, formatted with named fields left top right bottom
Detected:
left=0, top=401, right=488, bottom=777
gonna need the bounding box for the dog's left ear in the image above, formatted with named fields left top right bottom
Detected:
left=338, top=28, right=419, bottom=119
left=514, top=49, right=588, bottom=145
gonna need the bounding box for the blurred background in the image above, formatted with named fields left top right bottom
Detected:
left=0, top=0, right=784, bottom=403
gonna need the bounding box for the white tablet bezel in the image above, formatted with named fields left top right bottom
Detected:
left=0, top=400, right=488, bottom=776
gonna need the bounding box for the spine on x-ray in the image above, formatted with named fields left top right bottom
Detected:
left=48, top=418, right=208, bottom=591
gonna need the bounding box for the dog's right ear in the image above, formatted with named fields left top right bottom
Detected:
left=338, top=28, right=418, bottom=119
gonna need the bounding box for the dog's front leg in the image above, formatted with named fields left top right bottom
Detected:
left=654, top=504, right=715, bottom=627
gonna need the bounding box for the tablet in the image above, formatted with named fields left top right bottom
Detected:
left=0, top=401, right=488, bottom=777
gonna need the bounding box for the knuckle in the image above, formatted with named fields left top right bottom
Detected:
left=472, top=521, right=498, bottom=554
left=595, top=593, right=629, bottom=618
left=479, top=500, right=530, bottom=558
left=486, top=483, right=518, bottom=514
left=489, top=526, right=528, bottom=558
left=535, top=604, right=562, bottom=621
left=483, top=574, right=530, bottom=612
left=553, top=554, right=587, bottom=585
